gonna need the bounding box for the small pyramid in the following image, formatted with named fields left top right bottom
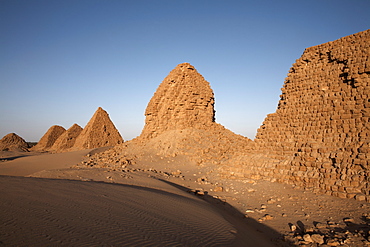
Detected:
left=0, top=133, right=29, bottom=151
left=73, top=107, right=124, bottom=150
left=50, top=124, right=83, bottom=152
left=31, top=125, right=66, bottom=151
left=141, top=62, right=215, bottom=139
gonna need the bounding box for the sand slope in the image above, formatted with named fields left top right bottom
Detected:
left=0, top=175, right=274, bottom=246
left=0, top=150, right=91, bottom=176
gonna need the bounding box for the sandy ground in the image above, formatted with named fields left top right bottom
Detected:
left=0, top=150, right=91, bottom=176
left=0, top=150, right=276, bottom=246
left=0, top=150, right=369, bottom=246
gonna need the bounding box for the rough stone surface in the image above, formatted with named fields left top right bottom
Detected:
left=118, top=63, right=252, bottom=166
left=73, top=107, right=124, bottom=150
left=50, top=124, right=83, bottom=152
left=0, top=133, right=29, bottom=152
left=92, top=30, right=369, bottom=204
left=220, top=29, right=370, bottom=202
left=31, top=125, right=66, bottom=151
left=141, top=63, right=216, bottom=139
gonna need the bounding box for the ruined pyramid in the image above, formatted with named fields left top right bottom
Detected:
left=107, top=63, right=251, bottom=166
left=50, top=124, right=83, bottom=152
left=73, top=107, right=124, bottom=150
left=220, top=29, right=370, bottom=202
left=141, top=62, right=216, bottom=139
left=0, top=133, right=29, bottom=152
left=31, top=125, right=66, bottom=152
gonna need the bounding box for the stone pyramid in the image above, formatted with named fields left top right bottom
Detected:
left=113, top=62, right=250, bottom=165
left=73, top=107, right=124, bottom=150
left=50, top=124, right=83, bottom=152
left=0, top=133, right=29, bottom=152
left=140, top=62, right=216, bottom=139
left=219, top=29, right=370, bottom=202
left=31, top=125, right=66, bottom=151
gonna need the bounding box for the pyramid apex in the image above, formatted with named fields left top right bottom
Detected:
left=96, top=107, right=105, bottom=112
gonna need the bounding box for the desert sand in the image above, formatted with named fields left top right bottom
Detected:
left=0, top=150, right=276, bottom=246
left=1, top=149, right=369, bottom=246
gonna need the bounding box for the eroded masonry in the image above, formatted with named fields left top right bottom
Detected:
left=220, top=29, right=370, bottom=202
left=61, top=30, right=370, bottom=203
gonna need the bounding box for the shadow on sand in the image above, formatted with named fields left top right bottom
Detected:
left=157, top=178, right=296, bottom=246
left=1, top=175, right=296, bottom=246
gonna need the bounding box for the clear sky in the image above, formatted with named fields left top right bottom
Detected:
left=1, top=0, right=369, bottom=142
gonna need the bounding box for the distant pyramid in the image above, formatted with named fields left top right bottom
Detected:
left=73, top=107, right=124, bottom=150
left=31, top=125, right=66, bottom=151
left=50, top=124, right=83, bottom=152
left=141, top=62, right=215, bottom=139
left=0, top=133, right=29, bottom=152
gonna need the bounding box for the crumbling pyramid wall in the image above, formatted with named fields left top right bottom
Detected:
left=137, top=62, right=251, bottom=164
left=96, top=63, right=251, bottom=168
left=141, top=63, right=216, bottom=139
left=73, top=107, right=124, bottom=150
left=31, top=125, right=66, bottom=152
left=220, top=29, right=370, bottom=202
left=50, top=124, right=82, bottom=152
left=0, top=133, right=29, bottom=152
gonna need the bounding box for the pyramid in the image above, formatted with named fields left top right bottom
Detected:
left=31, top=125, right=66, bottom=151
left=118, top=63, right=251, bottom=165
left=219, top=29, right=370, bottom=201
left=73, top=107, right=124, bottom=150
left=140, top=63, right=216, bottom=139
left=0, top=133, right=29, bottom=152
left=49, top=124, right=83, bottom=152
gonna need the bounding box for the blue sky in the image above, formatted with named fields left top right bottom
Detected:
left=1, top=0, right=369, bottom=142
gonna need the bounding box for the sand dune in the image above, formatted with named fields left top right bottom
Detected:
left=0, top=151, right=276, bottom=246
left=0, top=175, right=274, bottom=246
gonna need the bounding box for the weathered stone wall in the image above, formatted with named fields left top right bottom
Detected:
left=140, top=63, right=215, bottom=139
left=220, top=29, right=370, bottom=202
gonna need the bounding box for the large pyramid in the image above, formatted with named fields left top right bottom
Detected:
left=0, top=133, right=29, bottom=152
left=220, top=29, right=370, bottom=202
left=73, top=107, right=124, bottom=150
left=106, top=63, right=251, bottom=166
left=31, top=125, right=66, bottom=152
left=141, top=63, right=216, bottom=139
left=50, top=124, right=83, bottom=152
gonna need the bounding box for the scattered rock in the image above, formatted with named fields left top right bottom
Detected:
left=311, top=234, right=324, bottom=244
left=303, top=234, right=313, bottom=243
left=267, top=198, right=276, bottom=204
left=315, top=222, right=327, bottom=229
left=213, top=186, right=223, bottom=192
left=343, top=217, right=355, bottom=224
left=259, top=214, right=274, bottom=221
left=171, top=170, right=182, bottom=176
